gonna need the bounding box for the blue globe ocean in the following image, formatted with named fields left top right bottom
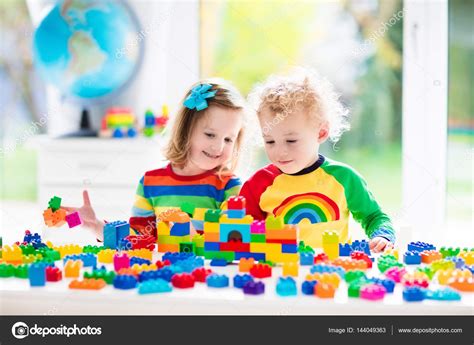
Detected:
left=33, top=0, right=141, bottom=100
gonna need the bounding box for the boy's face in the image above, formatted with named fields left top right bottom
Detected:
left=259, top=107, right=328, bottom=174
left=188, top=105, right=242, bottom=172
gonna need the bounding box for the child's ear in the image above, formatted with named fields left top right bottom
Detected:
left=317, top=122, right=329, bottom=143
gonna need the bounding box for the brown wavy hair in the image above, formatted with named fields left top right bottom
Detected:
left=165, top=79, right=246, bottom=177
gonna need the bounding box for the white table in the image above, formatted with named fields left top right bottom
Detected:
left=1, top=251, right=473, bottom=316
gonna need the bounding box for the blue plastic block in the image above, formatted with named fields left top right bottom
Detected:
left=339, top=243, right=352, bottom=256
left=407, top=241, right=435, bottom=253
left=138, top=278, right=172, bottom=294
left=403, top=251, right=421, bottom=265
left=370, top=278, right=395, bottom=293
left=119, top=239, right=132, bottom=250
left=281, top=244, right=298, bottom=253
left=162, top=252, right=195, bottom=264
left=467, top=265, right=474, bottom=274
left=351, top=240, right=371, bottom=255
left=219, top=223, right=251, bottom=243
left=301, top=280, right=317, bottom=295
left=204, top=242, right=220, bottom=252
left=24, top=232, right=42, bottom=244
left=425, top=287, right=461, bottom=301
left=28, top=263, right=46, bottom=287
left=113, top=275, right=138, bottom=290
left=139, top=268, right=175, bottom=282
left=446, top=256, right=465, bottom=269
left=103, top=221, right=130, bottom=249
left=243, top=281, right=265, bottom=295
left=130, top=257, right=151, bottom=266
left=207, top=274, right=229, bottom=288
left=112, top=128, right=124, bottom=138
left=403, top=286, right=425, bottom=302
left=210, top=258, right=228, bottom=267
left=63, top=253, right=97, bottom=267
left=227, top=209, right=246, bottom=219
left=127, top=128, right=137, bottom=138
left=170, top=222, right=190, bottom=236
left=300, top=252, right=313, bottom=266
left=276, top=277, right=297, bottom=296
left=310, top=264, right=345, bottom=278
left=233, top=274, right=254, bottom=288
left=235, top=252, right=266, bottom=261
left=174, top=257, right=204, bottom=273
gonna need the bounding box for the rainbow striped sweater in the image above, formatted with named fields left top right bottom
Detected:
left=239, top=155, right=395, bottom=247
left=132, top=163, right=241, bottom=223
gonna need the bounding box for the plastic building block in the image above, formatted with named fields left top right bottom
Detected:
left=348, top=279, right=371, bottom=298
left=250, top=220, right=266, bottom=234
left=3, top=245, right=22, bottom=263
left=306, top=272, right=341, bottom=288
left=425, top=287, right=461, bottom=301
left=301, top=280, right=317, bottom=295
left=439, top=246, right=460, bottom=258
left=265, top=215, right=284, bottom=230
left=155, top=259, right=171, bottom=269
left=113, top=253, right=130, bottom=271
left=459, top=251, right=474, bottom=265
left=421, top=250, right=442, bottom=264
left=403, top=251, right=421, bottom=265
left=130, top=257, right=151, bottom=266
left=351, top=251, right=372, bottom=268
left=65, top=212, right=82, bottom=228
left=370, top=278, right=395, bottom=293
left=233, top=274, right=253, bottom=288
left=97, top=249, right=115, bottom=264
left=415, top=266, right=435, bottom=280
left=250, top=264, right=272, bottom=278
left=282, top=262, right=299, bottom=277
left=206, top=274, right=229, bottom=288
left=227, top=209, right=246, bottom=219
left=63, top=253, right=97, bottom=267
left=299, top=252, right=314, bottom=266
left=64, top=260, right=83, bottom=278
left=344, top=270, right=367, bottom=284
left=351, top=240, right=371, bottom=255
left=430, top=259, right=456, bottom=272
left=46, top=266, right=62, bottom=282
left=162, top=251, right=195, bottom=264
left=448, top=277, right=474, bottom=292
left=170, top=222, right=190, bottom=236
left=28, top=263, right=46, bottom=286
left=179, top=242, right=195, bottom=254
left=322, top=231, right=339, bottom=260
left=339, top=243, right=352, bottom=256
left=402, top=276, right=429, bottom=289
left=174, top=257, right=204, bottom=273
left=243, top=281, right=265, bottom=295
left=138, top=278, right=172, bottom=294
left=313, top=253, right=329, bottom=264
left=191, top=267, right=212, bottom=283
left=113, top=275, right=138, bottom=290
left=82, top=245, right=104, bottom=254
left=360, top=284, right=387, bottom=301
left=14, top=264, right=29, bottom=279
left=403, top=286, right=425, bottom=302
left=408, top=241, right=435, bottom=252
left=333, top=257, right=368, bottom=271
left=315, top=282, right=335, bottom=298
left=103, top=221, right=130, bottom=249
left=436, top=269, right=472, bottom=285
left=0, top=264, right=15, bottom=277
left=69, top=278, right=106, bottom=290
left=377, top=254, right=403, bottom=273
left=276, top=277, right=297, bottom=296
left=48, top=196, right=62, bottom=211
left=297, top=240, right=315, bottom=254
left=310, top=264, right=345, bottom=278
left=84, top=269, right=115, bottom=284
left=446, top=256, right=465, bottom=269
left=121, top=235, right=155, bottom=251
left=239, top=257, right=255, bottom=272
left=204, top=209, right=221, bottom=223
left=228, top=196, right=246, bottom=210
left=209, top=258, right=227, bottom=267
left=171, top=273, right=195, bottom=288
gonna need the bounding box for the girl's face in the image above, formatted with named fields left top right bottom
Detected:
left=259, top=107, right=328, bottom=174
left=186, top=105, right=243, bottom=174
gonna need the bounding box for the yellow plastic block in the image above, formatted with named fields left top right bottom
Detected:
left=306, top=272, right=340, bottom=288
left=127, top=248, right=152, bottom=261
left=55, top=244, right=82, bottom=258
left=460, top=251, right=474, bottom=265
left=268, top=253, right=298, bottom=263
left=264, top=243, right=282, bottom=254
left=219, top=214, right=254, bottom=225
left=250, top=243, right=268, bottom=253
left=3, top=245, right=22, bottom=263
left=64, top=260, right=83, bottom=278
left=282, top=262, right=299, bottom=277
left=131, top=263, right=157, bottom=273
left=204, top=222, right=219, bottom=233
left=322, top=231, right=339, bottom=260
left=97, top=249, right=116, bottom=263
left=157, top=222, right=170, bottom=236
left=193, top=208, right=206, bottom=221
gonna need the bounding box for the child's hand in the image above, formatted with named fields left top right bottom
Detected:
left=369, top=236, right=393, bottom=253
left=62, top=190, right=104, bottom=236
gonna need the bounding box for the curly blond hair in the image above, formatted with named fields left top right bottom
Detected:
left=248, top=67, right=350, bottom=142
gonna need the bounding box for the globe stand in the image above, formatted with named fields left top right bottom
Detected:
left=59, top=109, right=97, bottom=138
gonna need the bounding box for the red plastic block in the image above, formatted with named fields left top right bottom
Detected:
left=250, top=264, right=272, bottom=278
left=155, top=259, right=171, bottom=269
left=220, top=242, right=250, bottom=252
left=266, top=239, right=297, bottom=245
left=124, top=235, right=156, bottom=251
left=171, top=273, right=195, bottom=288
left=314, top=253, right=329, bottom=264
left=228, top=196, right=246, bottom=210
left=351, top=251, right=372, bottom=268
left=192, top=267, right=213, bottom=283
left=46, top=266, right=62, bottom=282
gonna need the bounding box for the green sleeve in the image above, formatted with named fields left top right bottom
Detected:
left=321, top=161, right=395, bottom=242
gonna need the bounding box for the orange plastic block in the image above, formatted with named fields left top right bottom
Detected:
left=282, top=262, right=299, bottom=277
left=315, top=282, right=335, bottom=298
left=266, top=226, right=297, bottom=240
left=118, top=267, right=139, bottom=277
left=69, top=278, right=106, bottom=290
left=127, top=249, right=152, bottom=261
left=437, top=269, right=472, bottom=285
left=3, top=245, right=22, bottom=263
left=332, top=257, right=367, bottom=271
left=448, top=277, right=474, bottom=292
left=157, top=243, right=179, bottom=253
left=204, top=232, right=220, bottom=242
left=64, top=260, right=83, bottom=278
left=459, top=251, right=474, bottom=265
left=238, top=258, right=255, bottom=272
left=306, top=272, right=340, bottom=288
left=97, top=249, right=116, bottom=263
left=43, top=208, right=66, bottom=227
left=168, top=211, right=190, bottom=223
left=421, top=250, right=442, bottom=264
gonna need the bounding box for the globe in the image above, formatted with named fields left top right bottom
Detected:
left=33, top=0, right=143, bottom=101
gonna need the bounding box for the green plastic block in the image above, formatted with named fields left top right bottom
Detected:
left=158, top=235, right=190, bottom=245
left=204, top=209, right=221, bottom=223
left=84, top=270, right=115, bottom=284
left=204, top=250, right=235, bottom=262
left=48, top=196, right=62, bottom=211
left=0, top=264, right=15, bottom=278
left=298, top=241, right=315, bottom=254
left=195, top=247, right=205, bottom=257
left=180, top=242, right=195, bottom=254
left=20, top=244, right=35, bottom=255
left=83, top=245, right=105, bottom=254
left=415, top=267, right=435, bottom=280
left=344, top=270, right=366, bottom=283
left=143, top=127, right=154, bottom=137
left=348, top=279, right=370, bottom=298
left=439, top=247, right=460, bottom=258
left=251, top=234, right=266, bottom=243
left=180, top=202, right=195, bottom=217
left=260, top=260, right=275, bottom=267
left=14, top=264, right=29, bottom=279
